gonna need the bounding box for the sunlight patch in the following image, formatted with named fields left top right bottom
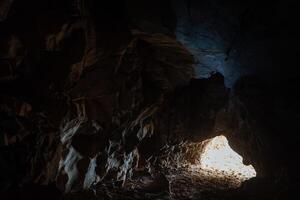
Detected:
left=192, top=135, right=256, bottom=187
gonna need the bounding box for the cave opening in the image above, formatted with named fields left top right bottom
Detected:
left=195, top=135, right=256, bottom=187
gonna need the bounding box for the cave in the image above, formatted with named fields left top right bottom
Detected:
left=0, top=0, right=299, bottom=199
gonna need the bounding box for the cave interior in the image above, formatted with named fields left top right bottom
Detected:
left=0, top=0, right=299, bottom=199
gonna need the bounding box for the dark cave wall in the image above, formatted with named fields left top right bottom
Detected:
left=1, top=0, right=198, bottom=193
left=172, top=0, right=299, bottom=87
left=172, top=0, right=300, bottom=180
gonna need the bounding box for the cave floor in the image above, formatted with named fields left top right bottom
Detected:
left=64, top=168, right=269, bottom=200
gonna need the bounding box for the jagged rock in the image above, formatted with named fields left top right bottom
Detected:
left=0, top=0, right=13, bottom=21
left=50, top=28, right=196, bottom=192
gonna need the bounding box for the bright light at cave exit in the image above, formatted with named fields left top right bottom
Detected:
left=199, top=135, right=256, bottom=180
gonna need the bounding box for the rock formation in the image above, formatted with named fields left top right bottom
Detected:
left=0, top=0, right=298, bottom=199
